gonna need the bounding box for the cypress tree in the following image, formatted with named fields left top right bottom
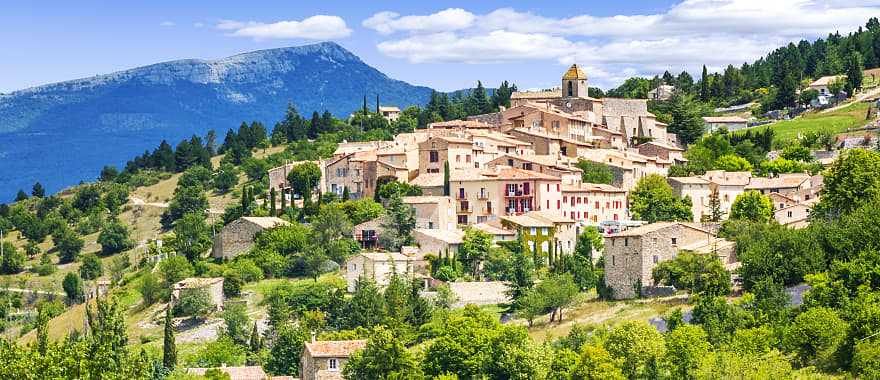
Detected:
left=376, top=94, right=380, bottom=114
left=363, top=95, right=368, bottom=115
left=270, top=187, right=277, bottom=216
left=443, top=161, right=450, bottom=196
left=280, top=189, right=287, bottom=213
left=249, top=321, right=262, bottom=351
left=163, top=307, right=177, bottom=369
left=700, top=65, right=710, bottom=102
left=342, top=186, right=350, bottom=201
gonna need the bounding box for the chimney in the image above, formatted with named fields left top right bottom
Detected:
left=311, top=332, right=317, bottom=343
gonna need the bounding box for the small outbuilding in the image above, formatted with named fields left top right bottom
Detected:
left=212, top=217, right=290, bottom=260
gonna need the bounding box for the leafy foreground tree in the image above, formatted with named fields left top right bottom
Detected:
left=729, top=190, right=774, bottom=223
left=343, top=326, right=422, bottom=380
left=652, top=251, right=731, bottom=297
left=629, top=174, right=693, bottom=223
left=0, top=297, right=150, bottom=378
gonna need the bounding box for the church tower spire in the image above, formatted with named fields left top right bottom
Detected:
left=562, top=64, right=588, bottom=98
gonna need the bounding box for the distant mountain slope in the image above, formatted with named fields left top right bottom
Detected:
left=0, top=42, right=433, bottom=201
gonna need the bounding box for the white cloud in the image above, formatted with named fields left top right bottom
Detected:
left=377, top=31, right=581, bottom=64
left=366, top=1, right=880, bottom=87
left=363, top=8, right=476, bottom=35
left=218, top=15, right=352, bottom=40
left=194, top=22, right=205, bottom=28
left=159, top=21, right=175, bottom=27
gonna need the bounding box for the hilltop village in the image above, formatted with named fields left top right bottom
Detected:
left=2, top=59, right=880, bottom=380
left=253, top=65, right=819, bottom=301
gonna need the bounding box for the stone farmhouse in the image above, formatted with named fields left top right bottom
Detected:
left=344, top=250, right=419, bottom=293
left=212, top=217, right=290, bottom=260
left=702, top=116, right=749, bottom=132
left=300, top=339, right=367, bottom=380
left=378, top=105, right=400, bottom=122
left=603, top=222, right=735, bottom=299
left=172, top=277, right=225, bottom=311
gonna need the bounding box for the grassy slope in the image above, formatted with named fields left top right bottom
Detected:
left=10, top=146, right=287, bottom=343
left=739, top=102, right=872, bottom=143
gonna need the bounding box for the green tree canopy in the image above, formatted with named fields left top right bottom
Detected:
left=629, top=174, right=693, bottom=223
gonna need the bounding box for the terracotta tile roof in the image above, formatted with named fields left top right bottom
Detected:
left=350, top=150, right=378, bottom=162
left=609, top=221, right=708, bottom=238
left=561, top=182, right=626, bottom=193
left=415, top=228, right=466, bottom=244
left=745, top=174, right=810, bottom=190
left=241, top=217, right=290, bottom=229
left=428, top=120, right=491, bottom=129
left=186, top=366, right=269, bottom=380
left=500, top=214, right=554, bottom=228
left=472, top=221, right=516, bottom=236
left=494, top=167, right=561, bottom=181
left=402, top=195, right=451, bottom=204
left=410, top=173, right=445, bottom=188
left=638, top=140, right=684, bottom=151
left=305, top=340, right=367, bottom=358
left=174, top=277, right=224, bottom=289
left=667, top=177, right=711, bottom=185
left=700, top=171, right=751, bottom=186
left=511, top=89, right=562, bottom=99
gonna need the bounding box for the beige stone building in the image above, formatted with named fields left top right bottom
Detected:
left=413, top=228, right=465, bottom=258
left=212, top=217, right=290, bottom=260
left=344, top=251, right=418, bottom=292
left=186, top=366, right=269, bottom=380
left=268, top=161, right=325, bottom=198
left=668, top=177, right=713, bottom=222
left=744, top=173, right=813, bottom=196
left=378, top=106, right=400, bottom=122
left=703, top=116, right=749, bottom=132
left=449, top=167, right=563, bottom=225
left=560, top=182, right=628, bottom=224
left=419, top=135, right=477, bottom=175
left=172, top=277, right=225, bottom=311
left=300, top=340, right=367, bottom=380
left=485, top=154, right=583, bottom=184
left=774, top=198, right=819, bottom=228
left=603, top=222, right=719, bottom=299
left=700, top=170, right=751, bottom=217
left=402, top=195, right=456, bottom=230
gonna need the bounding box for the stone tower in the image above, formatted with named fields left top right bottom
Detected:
left=562, top=64, right=588, bottom=98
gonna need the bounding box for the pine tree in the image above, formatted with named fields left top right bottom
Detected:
left=31, top=182, right=45, bottom=198
left=163, top=307, right=177, bottom=369
left=15, top=189, right=27, bottom=202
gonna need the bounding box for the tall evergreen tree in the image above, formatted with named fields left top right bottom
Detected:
left=31, top=182, right=45, bottom=198
left=163, top=307, right=177, bottom=369
left=700, top=65, right=710, bottom=102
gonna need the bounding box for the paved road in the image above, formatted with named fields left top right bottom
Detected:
left=820, top=86, right=880, bottom=114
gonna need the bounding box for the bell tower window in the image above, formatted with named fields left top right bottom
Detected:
left=567, top=81, right=573, bottom=97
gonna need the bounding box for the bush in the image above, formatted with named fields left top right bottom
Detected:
left=79, top=253, right=104, bottom=280
left=97, top=219, right=134, bottom=255
left=227, top=258, right=264, bottom=283
left=173, top=287, right=214, bottom=318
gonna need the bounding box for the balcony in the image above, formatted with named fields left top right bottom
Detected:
left=505, top=190, right=531, bottom=197
left=457, top=202, right=472, bottom=213
left=456, top=192, right=467, bottom=200
left=478, top=192, right=489, bottom=200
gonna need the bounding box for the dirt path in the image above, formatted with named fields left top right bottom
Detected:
left=130, top=196, right=223, bottom=214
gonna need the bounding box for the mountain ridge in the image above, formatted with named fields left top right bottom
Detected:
left=0, top=42, right=434, bottom=202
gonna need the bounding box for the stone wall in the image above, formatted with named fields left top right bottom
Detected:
left=212, top=219, right=264, bottom=260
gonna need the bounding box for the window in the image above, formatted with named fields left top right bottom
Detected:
left=523, top=163, right=533, bottom=170
left=624, top=238, right=629, bottom=247
left=427, top=168, right=440, bottom=173
left=611, top=255, right=616, bottom=265
left=788, top=211, right=793, bottom=218
left=541, top=227, right=549, bottom=235
left=556, top=184, right=560, bottom=191
left=653, top=255, right=659, bottom=264
left=456, top=155, right=461, bottom=162
left=567, top=81, right=573, bottom=96
left=429, top=151, right=439, bottom=162
left=546, top=200, right=550, bottom=209
left=541, top=241, right=550, bottom=253
left=329, top=358, right=338, bottom=371
left=671, top=237, right=678, bottom=245
left=530, top=227, right=537, bottom=235
left=457, top=215, right=468, bottom=224
left=428, top=221, right=434, bottom=229
left=466, top=155, right=471, bottom=163
left=557, top=200, right=561, bottom=209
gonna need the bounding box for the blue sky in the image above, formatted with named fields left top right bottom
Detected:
left=3, top=0, right=880, bottom=93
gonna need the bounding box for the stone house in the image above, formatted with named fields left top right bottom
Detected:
left=637, top=141, right=685, bottom=163
left=502, top=103, right=593, bottom=144
left=413, top=228, right=465, bottom=259
left=409, top=173, right=445, bottom=196
left=300, top=340, right=367, bottom=380
left=774, top=198, right=819, bottom=228
left=212, top=217, right=290, bottom=260
left=267, top=160, right=325, bottom=197
left=603, top=222, right=717, bottom=300
left=402, top=195, right=456, bottom=230
left=172, top=277, right=225, bottom=312
left=418, top=135, right=477, bottom=175
left=702, top=116, right=749, bottom=132
left=352, top=217, right=383, bottom=250
left=744, top=173, right=813, bottom=196
left=485, top=154, right=583, bottom=184
left=560, top=182, right=628, bottom=225
left=378, top=106, right=400, bottom=122
left=699, top=170, right=751, bottom=217
left=648, top=84, right=675, bottom=101
left=808, top=75, right=845, bottom=95
left=667, top=177, right=713, bottom=222
left=506, top=127, right=599, bottom=158
left=344, top=251, right=419, bottom=293
left=449, top=166, right=563, bottom=225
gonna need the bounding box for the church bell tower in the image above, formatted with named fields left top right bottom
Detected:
left=562, top=64, right=588, bottom=98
